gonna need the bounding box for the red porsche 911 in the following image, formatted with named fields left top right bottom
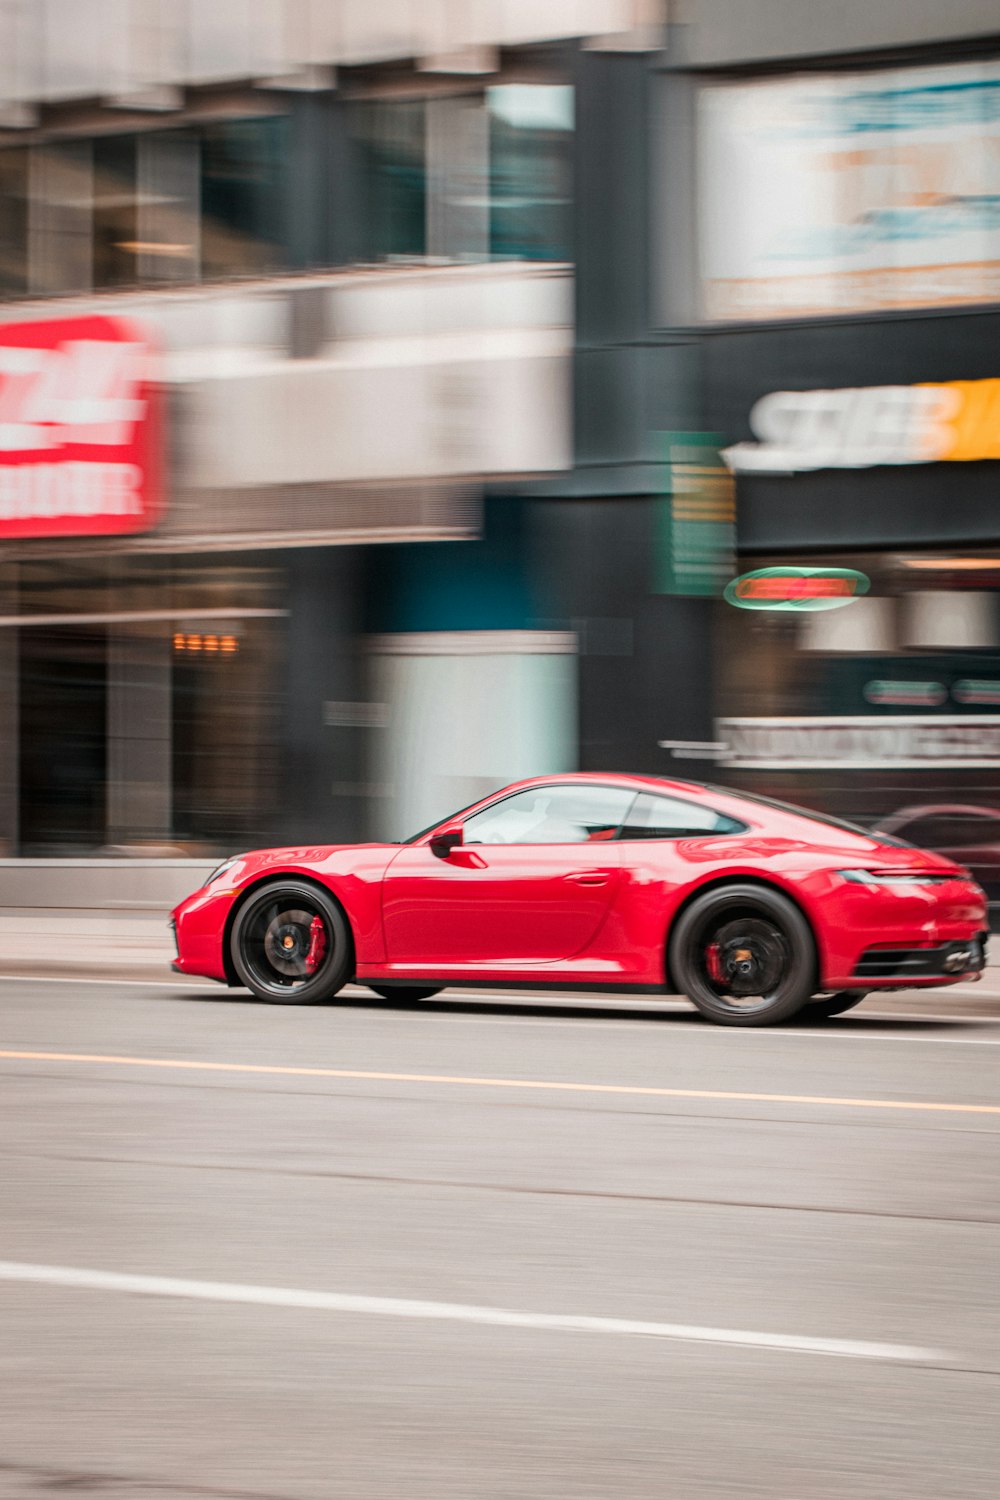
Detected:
left=171, top=773, right=988, bottom=1027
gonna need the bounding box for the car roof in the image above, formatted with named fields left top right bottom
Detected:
left=502, top=772, right=723, bottom=798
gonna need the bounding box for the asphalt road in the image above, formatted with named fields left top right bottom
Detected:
left=1, top=978, right=999, bottom=1500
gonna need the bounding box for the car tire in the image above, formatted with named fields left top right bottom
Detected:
left=368, top=985, right=443, bottom=1003
left=806, top=991, right=868, bottom=1019
left=231, top=881, right=352, bottom=1004
left=669, top=883, right=816, bottom=1027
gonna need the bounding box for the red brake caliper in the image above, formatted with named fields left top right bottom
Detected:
left=304, top=915, right=327, bottom=974
left=706, top=942, right=725, bottom=985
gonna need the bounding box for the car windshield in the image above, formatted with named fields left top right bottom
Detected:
left=702, top=784, right=913, bottom=848
left=402, top=797, right=487, bottom=846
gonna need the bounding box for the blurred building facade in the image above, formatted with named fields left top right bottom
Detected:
left=4, top=0, right=1000, bottom=874
left=0, top=0, right=659, bottom=853
left=669, top=0, right=1000, bottom=903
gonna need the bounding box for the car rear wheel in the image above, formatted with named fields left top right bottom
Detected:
left=368, top=985, right=443, bottom=1003
left=806, top=991, right=868, bottom=1019
left=231, top=881, right=352, bottom=1004
left=669, top=884, right=816, bottom=1027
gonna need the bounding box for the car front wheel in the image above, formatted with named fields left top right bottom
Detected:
left=231, top=881, right=352, bottom=1004
left=669, top=884, right=816, bottom=1027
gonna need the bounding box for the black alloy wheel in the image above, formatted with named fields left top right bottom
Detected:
left=368, top=985, right=443, bottom=1003
left=669, top=884, right=816, bottom=1027
left=231, top=881, right=352, bottom=1004
left=806, top=991, right=868, bottom=1019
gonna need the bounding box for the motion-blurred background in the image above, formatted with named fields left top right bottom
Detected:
left=3, top=0, right=1000, bottom=914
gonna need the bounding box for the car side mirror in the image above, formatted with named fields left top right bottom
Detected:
left=429, top=821, right=464, bottom=859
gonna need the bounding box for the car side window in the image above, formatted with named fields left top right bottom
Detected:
left=617, top=792, right=746, bottom=840
left=463, top=785, right=635, bottom=845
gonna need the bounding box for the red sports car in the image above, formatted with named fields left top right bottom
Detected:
left=171, top=773, right=988, bottom=1027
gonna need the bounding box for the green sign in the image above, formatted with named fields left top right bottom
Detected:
left=655, top=432, right=735, bottom=596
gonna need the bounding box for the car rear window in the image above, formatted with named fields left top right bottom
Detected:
left=702, top=784, right=912, bottom=847
left=617, top=792, right=746, bottom=840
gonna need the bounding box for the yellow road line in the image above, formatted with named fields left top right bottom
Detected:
left=0, top=1049, right=998, bottom=1116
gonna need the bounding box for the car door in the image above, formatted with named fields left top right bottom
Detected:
left=381, top=783, right=635, bottom=969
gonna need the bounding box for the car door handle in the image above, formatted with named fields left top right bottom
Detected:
left=566, top=872, right=609, bottom=886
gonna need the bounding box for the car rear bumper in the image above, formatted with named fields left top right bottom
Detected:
left=814, top=872, right=989, bottom=989
left=849, top=934, right=988, bottom=984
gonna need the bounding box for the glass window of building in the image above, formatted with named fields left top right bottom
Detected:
left=0, top=557, right=285, bottom=855
left=200, top=116, right=290, bottom=279
left=20, top=116, right=289, bottom=295
left=0, top=148, right=29, bottom=296
left=136, top=130, right=200, bottom=284
left=351, top=100, right=428, bottom=260
left=27, top=142, right=92, bottom=295
left=487, top=84, right=573, bottom=261
left=92, top=134, right=140, bottom=288
left=349, top=85, right=573, bottom=265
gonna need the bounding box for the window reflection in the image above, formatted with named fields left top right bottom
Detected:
left=93, top=134, right=139, bottom=288
left=351, top=100, right=428, bottom=260
left=464, top=785, right=633, bottom=844
left=0, top=149, right=28, bottom=295
left=200, top=117, right=290, bottom=278
left=1, top=83, right=573, bottom=297
left=488, top=84, right=573, bottom=261
left=3, top=558, right=284, bottom=854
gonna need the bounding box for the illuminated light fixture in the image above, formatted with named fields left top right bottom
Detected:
left=174, top=630, right=240, bottom=655
left=864, top=680, right=947, bottom=708
left=724, top=566, right=870, bottom=612
left=954, top=679, right=1000, bottom=705
left=116, top=241, right=193, bottom=258
left=900, top=557, right=1000, bottom=570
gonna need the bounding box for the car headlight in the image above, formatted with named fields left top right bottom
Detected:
left=203, top=856, right=241, bottom=887
left=837, top=868, right=952, bottom=886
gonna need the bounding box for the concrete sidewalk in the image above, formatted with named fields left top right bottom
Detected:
left=0, top=911, right=179, bottom=983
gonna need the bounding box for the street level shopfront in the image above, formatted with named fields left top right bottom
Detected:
left=705, top=310, right=1000, bottom=901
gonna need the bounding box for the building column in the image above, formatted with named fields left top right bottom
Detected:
left=0, top=625, right=17, bottom=854
left=277, top=548, right=366, bottom=846
left=106, top=628, right=172, bottom=847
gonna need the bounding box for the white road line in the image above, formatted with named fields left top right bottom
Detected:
left=0, top=1260, right=942, bottom=1364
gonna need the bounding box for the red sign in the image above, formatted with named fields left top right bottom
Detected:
left=735, top=576, right=854, bottom=601
left=0, top=314, right=161, bottom=539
